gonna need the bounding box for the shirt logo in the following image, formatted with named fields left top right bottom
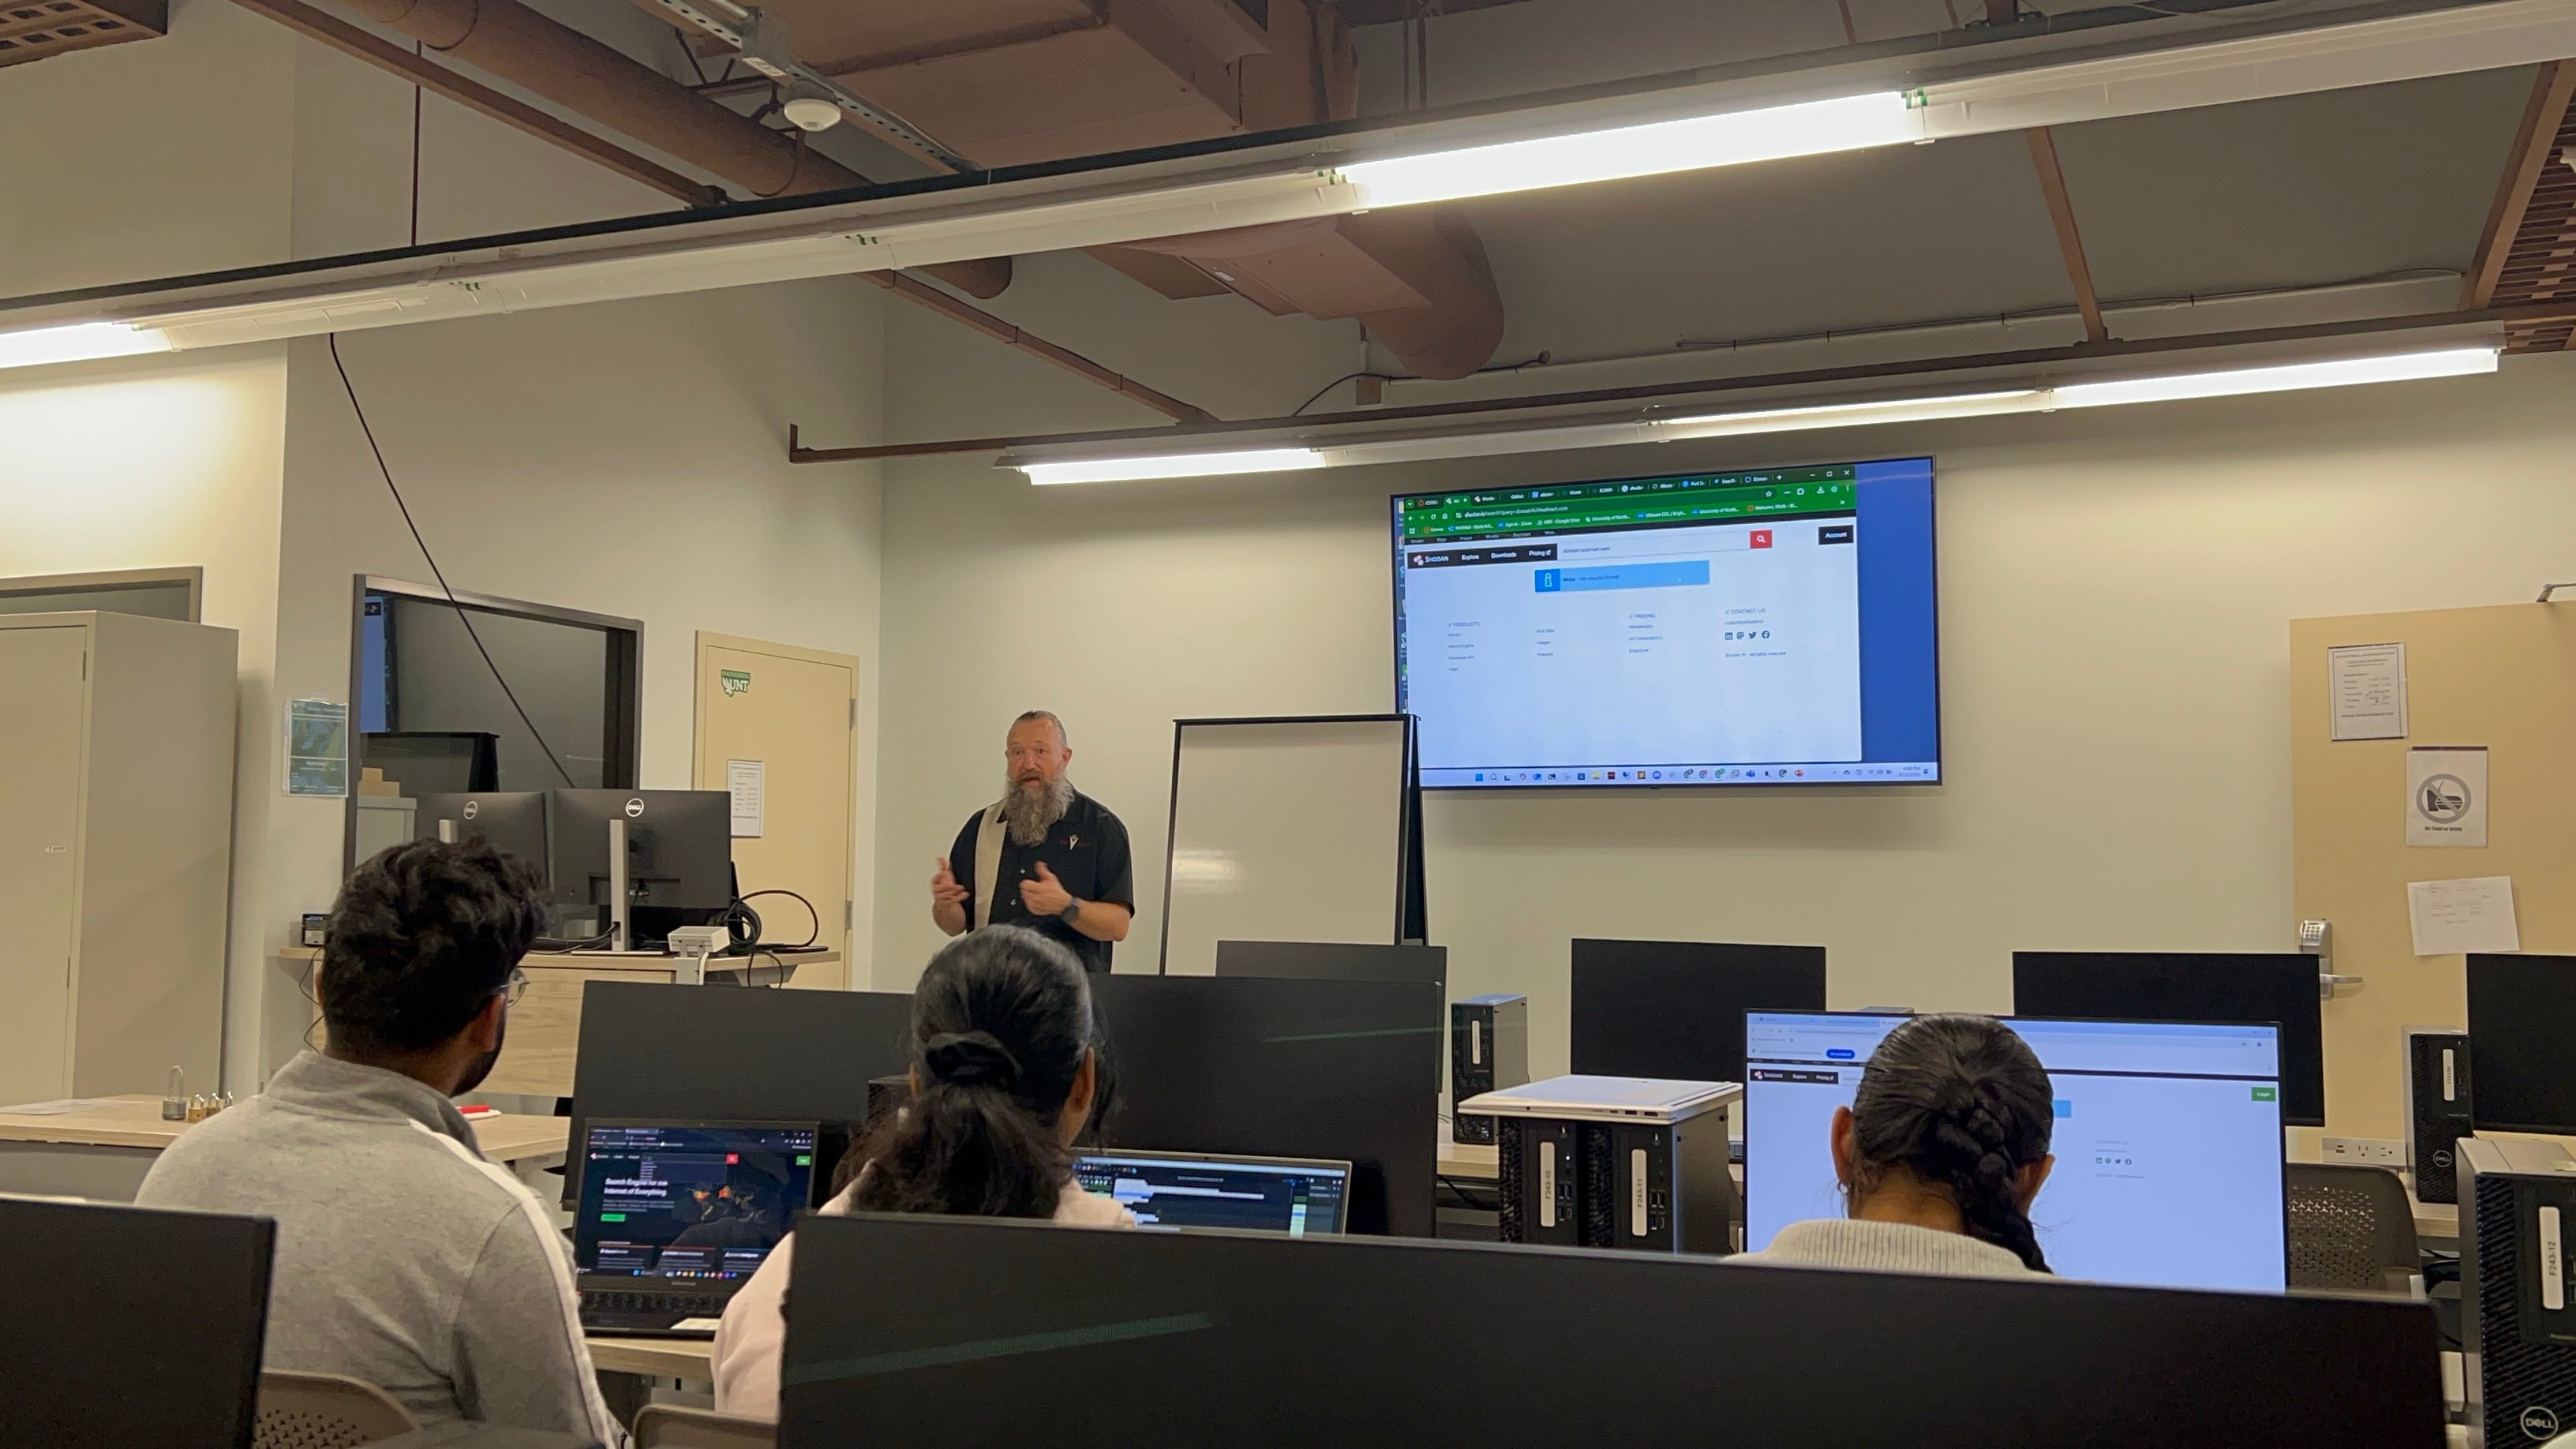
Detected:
left=1065, top=834, right=1080, bottom=848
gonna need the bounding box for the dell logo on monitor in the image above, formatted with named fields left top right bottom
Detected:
left=624, top=798, right=646, bottom=818
left=1826, top=1048, right=1857, bottom=1061
left=2521, top=1405, right=2560, bottom=1440
left=462, top=800, right=479, bottom=820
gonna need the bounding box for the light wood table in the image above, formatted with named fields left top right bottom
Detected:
left=280, top=945, right=841, bottom=1099
left=0, top=1093, right=567, bottom=1201
left=587, top=1335, right=717, bottom=1381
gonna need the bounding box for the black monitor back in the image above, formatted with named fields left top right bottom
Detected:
left=1570, top=939, right=1825, bottom=1084
left=1214, top=941, right=1446, bottom=989
left=411, top=791, right=549, bottom=879
left=779, top=1214, right=2441, bottom=1449
left=2469, top=953, right=2576, bottom=1133
left=1, top=1196, right=273, bottom=1449
left=568, top=980, right=915, bottom=1205
left=1091, top=975, right=1439, bottom=1238
left=547, top=788, right=733, bottom=940
left=2012, top=951, right=2324, bottom=1126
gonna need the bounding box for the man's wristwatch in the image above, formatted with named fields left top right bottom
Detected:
left=1058, top=899, right=1083, bottom=925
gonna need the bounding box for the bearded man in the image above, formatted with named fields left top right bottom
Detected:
left=930, top=710, right=1134, bottom=972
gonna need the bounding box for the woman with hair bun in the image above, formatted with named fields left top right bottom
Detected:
left=712, top=927, right=1134, bottom=1419
left=1739, top=1013, right=2057, bottom=1279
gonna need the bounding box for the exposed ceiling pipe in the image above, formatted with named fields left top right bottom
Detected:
left=336, top=0, right=1009, bottom=297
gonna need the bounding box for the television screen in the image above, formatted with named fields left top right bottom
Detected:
left=1393, top=457, right=1938, bottom=788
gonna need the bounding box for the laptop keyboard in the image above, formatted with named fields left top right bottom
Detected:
left=582, top=1290, right=730, bottom=1318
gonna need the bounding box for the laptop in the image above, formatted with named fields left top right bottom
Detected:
left=574, top=1118, right=820, bottom=1337
left=1073, top=1148, right=1354, bottom=1235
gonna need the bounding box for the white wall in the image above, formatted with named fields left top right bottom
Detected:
left=871, top=319, right=2576, bottom=1090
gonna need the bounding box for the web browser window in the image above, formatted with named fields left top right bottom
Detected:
left=1743, top=1013, right=2286, bottom=1291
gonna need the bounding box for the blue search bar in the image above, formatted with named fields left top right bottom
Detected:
left=1535, top=561, right=1711, bottom=593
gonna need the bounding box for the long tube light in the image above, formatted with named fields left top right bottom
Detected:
left=0, top=321, right=173, bottom=373
left=1004, top=346, right=2502, bottom=485
left=1339, top=91, right=1923, bottom=208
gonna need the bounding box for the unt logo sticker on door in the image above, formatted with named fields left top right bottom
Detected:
left=721, top=669, right=752, bottom=698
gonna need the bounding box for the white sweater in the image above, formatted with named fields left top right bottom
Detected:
left=710, top=1178, right=1134, bottom=1421
left=1733, top=1219, right=2042, bottom=1279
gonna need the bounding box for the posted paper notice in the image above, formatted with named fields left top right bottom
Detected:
left=2407, top=747, right=2489, bottom=848
left=727, top=758, right=765, bottom=839
left=2408, top=876, right=2520, bottom=956
left=2328, top=642, right=2408, bottom=741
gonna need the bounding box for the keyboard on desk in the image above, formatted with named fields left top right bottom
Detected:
left=578, top=1289, right=733, bottom=1338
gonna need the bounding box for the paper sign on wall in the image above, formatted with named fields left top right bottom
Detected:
left=727, top=758, right=765, bottom=839
left=2328, top=642, right=2408, bottom=741
left=2408, top=876, right=2520, bottom=956
left=2407, top=747, right=2489, bottom=848
left=285, top=698, right=350, bottom=797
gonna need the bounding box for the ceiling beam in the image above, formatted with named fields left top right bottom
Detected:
left=2463, top=59, right=2576, bottom=308
left=2024, top=125, right=2109, bottom=345
left=856, top=271, right=1214, bottom=424
left=227, top=0, right=724, bottom=208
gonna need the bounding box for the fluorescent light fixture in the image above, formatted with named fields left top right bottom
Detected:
left=1340, top=91, right=1921, bottom=208
left=0, top=321, right=172, bottom=373
left=1656, top=390, right=2049, bottom=440
left=1016, top=448, right=1326, bottom=486
left=2054, top=346, right=2499, bottom=408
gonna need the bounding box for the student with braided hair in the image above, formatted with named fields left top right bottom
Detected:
left=712, top=926, right=1134, bottom=1419
left=1739, top=1013, right=2058, bottom=1279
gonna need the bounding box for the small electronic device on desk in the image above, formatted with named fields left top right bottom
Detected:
left=572, top=1119, right=819, bottom=1337
left=1462, top=1075, right=1740, bottom=1256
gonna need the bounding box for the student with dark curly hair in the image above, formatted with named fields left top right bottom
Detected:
left=140, top=839, right=622, bottom=1441
left=1738, top=1013, right=2057, bottom=1279
left=713, top=925, right=1133, bottom=1420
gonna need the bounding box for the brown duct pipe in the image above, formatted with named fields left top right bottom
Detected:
left=345, top=0, right=1009, bottom=298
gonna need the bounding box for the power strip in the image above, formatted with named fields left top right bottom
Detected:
left=2322, top=1136, right=2406, bottom=1166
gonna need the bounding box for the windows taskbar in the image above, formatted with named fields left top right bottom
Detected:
left=1425, top=762, right=1939, bottom=786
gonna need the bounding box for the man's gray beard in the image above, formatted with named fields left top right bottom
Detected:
left=1001, top=776, right=1076, bottom=847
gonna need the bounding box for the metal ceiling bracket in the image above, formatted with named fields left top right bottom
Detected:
left=638, top=0, right=981, bottom=173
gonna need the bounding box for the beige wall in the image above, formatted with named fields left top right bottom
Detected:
left=871, top=286, right=2576, bottom=1133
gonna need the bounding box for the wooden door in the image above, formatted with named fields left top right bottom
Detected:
left=2290, top=602, right=2576, bottom=1143
left=0, top=625, right=88, bottom=1102
left=694, top=633, right=859, bottom=990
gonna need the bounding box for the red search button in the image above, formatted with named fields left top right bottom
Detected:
left=1750, top=530, right=1774, bottom=549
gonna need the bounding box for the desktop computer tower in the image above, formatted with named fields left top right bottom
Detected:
left=2462, top=1136, right=2576, bottom=1447
left=2405, top=1026, right=2475, bottom=1204
left=1451, top=994, right=1529, bottom=1147
left=1471, top=1077, right=1740, bottom=1256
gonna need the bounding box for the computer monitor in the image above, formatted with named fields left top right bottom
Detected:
left=2011, top=951, right=2324, bottom=1127
left=573, top=1120, right=820, bottom=1290
left=2467, top=953, right=2576, bottom=1133
left=4, top=1196, right=273, bottom=1449
left=567, top=981, right=914, bottom=1208
left=364, top=729, right=500, bottom=793
left=1091, top=975, right=1440, bottom=1238
left=1743, top=1011, right=2286, bottom=1292
left=777, top=1214, right=2440, bottom=1448
left=1215, top=941, right=1447, bottom=989
left=546, top=788, right=732, bottom=945
left=1570, top=939, right=1826, bottom=1084
left=1072, top=1148, right=1352, bottom=1235
left=412, top=790, right=549, bottom=874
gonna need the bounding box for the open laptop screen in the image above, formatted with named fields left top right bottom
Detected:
left=1743, top=1013, right=2285, bottom=1292
left=575, top=1120, right=819, bottom=1286
left=1073, top=1150, right=1352, bottom=1235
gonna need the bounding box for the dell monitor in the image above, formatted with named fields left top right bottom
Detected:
left=2011, top=951, right=2323, bottom=1127
left=1072, top=1148, right=1353, bottom=1235
left=412, top=790, right=549, bottom=874
left=1744, top=1011, right=2286, bottom=1292
left=1571, top=939, right=1826, bottom=1084
left=2468, top=953, right=2576, bottom=1134
left=1214, top=941, right=1447, bottom=989
left=547, top=788, right=732, bottom=945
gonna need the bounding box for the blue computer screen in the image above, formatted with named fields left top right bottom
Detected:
left=1393, top=457, right=1938, bottom=788
left=1743, top=1013, right=2286, bottom=1292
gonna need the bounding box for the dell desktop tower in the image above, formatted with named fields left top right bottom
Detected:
left=1468, top=1076, right=1740, bottom=1256
left=2406, top=1026, right=2475, bottom=1205
left=2462, top=1136, right=2576, bottom=1447
left=1451, top=994, right=1530, bottom=1147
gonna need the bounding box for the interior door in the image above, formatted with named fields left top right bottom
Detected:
left=0, top=626, right=88, bottom=1102
left=694, top=633, right=859, bottom=990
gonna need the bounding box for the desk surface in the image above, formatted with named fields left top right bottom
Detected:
left=589, top=1334, right=715, bottom=1380
left=278, top=945, right=840, bottom=975
left=0, top=1093, right=568, bottom=1163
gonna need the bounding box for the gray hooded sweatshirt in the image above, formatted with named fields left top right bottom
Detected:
left=137, top=1051, right=621, bottom=1443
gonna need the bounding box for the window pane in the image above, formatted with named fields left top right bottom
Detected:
left=380, top=596, right=612, bottom=791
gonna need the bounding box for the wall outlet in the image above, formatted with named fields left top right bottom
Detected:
left=2323, top=1136, right=2406, bottom=1166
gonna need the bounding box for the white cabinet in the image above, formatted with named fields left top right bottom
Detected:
left=0, top=612, right=236, bottom=1106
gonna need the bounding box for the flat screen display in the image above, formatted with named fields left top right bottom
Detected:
left=1392, top=458, right=1938, bottom=788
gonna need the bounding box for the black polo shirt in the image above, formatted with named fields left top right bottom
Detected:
left=949, top=792, right=1135, bottom=974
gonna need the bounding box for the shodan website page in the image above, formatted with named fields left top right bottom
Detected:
left=1392, top=459, right=1939, bottom=788
left=1743, top=1013, right=2288, bottom=1293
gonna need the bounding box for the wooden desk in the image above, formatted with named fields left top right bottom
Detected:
left=588, top=1334, right=715, bottom=1381
left=279, top=946, right=841, bottom=1099
left=0, top=1094, right=567, bottom=1201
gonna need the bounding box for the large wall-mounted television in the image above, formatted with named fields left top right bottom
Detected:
left=1392, top=457, right=1939, bottom=790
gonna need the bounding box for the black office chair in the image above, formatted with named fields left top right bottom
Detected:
left=2286, top=1162, right=2421, bottom=1296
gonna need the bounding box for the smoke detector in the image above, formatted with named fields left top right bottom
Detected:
left=782, top=85, right=842, bottom=133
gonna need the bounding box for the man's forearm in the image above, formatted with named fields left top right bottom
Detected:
left=1066, top=900, right=1133, bottom=943
left=933, top=900, right=968, bottom=935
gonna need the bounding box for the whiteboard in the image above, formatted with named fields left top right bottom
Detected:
left=1159, top=716, right=1417, bottom=975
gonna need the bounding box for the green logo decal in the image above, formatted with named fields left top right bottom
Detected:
left=720, top=669, right=751, bottom=698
